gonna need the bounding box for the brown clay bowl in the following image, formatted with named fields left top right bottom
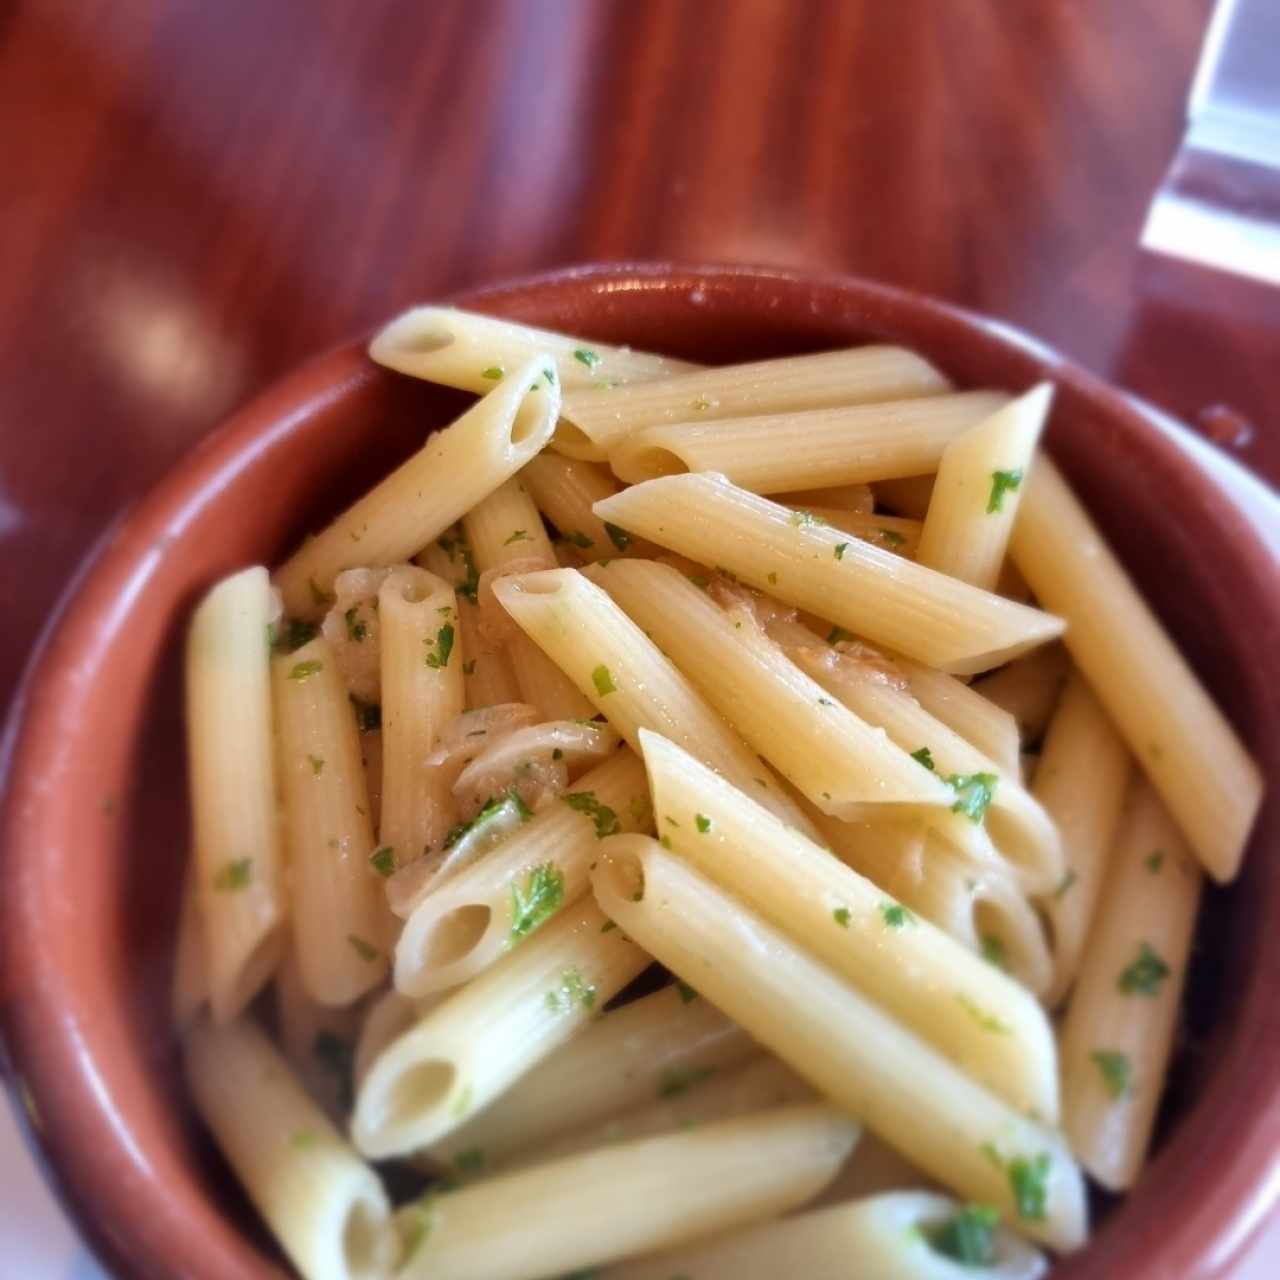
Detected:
left=1, top=264, right=1278, bottom=1279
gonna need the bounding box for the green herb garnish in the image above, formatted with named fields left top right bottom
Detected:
left=1117, top=941, right=1170, bottom=996
left=1053, top=868, right=1077, bottom=899
left=834, top=542, right=849, bottom=560
left=833, top=907, right=851, bottom=928
left=347, top=934, right=379, bottom=963
left=657, top=1066, right=716, bottom=1099
left=604, top=522, right=632, bottom=551
left=564, top=530, right=594, bottom=549
left=424, top=623, right=455, bottom=669
left=563, top=791, right=621, bottom=838
left=695, top=813, right=712, bottom=833
left=911, top=746, right=935, bottom=771
left=982, top=1145, right=1051, bottom=1221
left=546, top=967, right=597, bottom=1013
left=956, top=994, right=1010, bottom=1034
left=1145, top=851, right=1165, bottom=874
left=511, top=863, right=565, bottom=940
left=880, top=901, right=915, bottom=929
left=591, top=664, right=616, bottom=695
left=1090, top=1049, right=1133, bottom=1099
left=788, top=509, right=828, bottom=528
left=948, top=772, right=998, bottom=822
left=288, top=659, right=323, bottom=682
left=369, top=846, right=396, bottom=877
left=981, top=934, right=1010, bottom=971
left=481, top=366, right=503, bottom=380
left=574, top=348, right=602, bottom=369
left=676, top=981, right=698, bottom=1003
left=927, top=1203, right=1000, bottom=1266
left=213, top=858, right=252, bottom=891
left=987, top=469, right=1024, bottom=513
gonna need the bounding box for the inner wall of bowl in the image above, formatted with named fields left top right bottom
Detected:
left=71, top=271, right=1277, bottom=1277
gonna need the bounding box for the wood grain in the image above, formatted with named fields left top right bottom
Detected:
left=1, top=0, right=1276, bottom=716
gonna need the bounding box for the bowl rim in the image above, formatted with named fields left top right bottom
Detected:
left=1, top=261, right=1278, bottom=1279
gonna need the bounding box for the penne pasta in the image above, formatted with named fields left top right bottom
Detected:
left=789, top=643, right=1063, bottom=894
left=898, top=658, right=1023, bottom=777
left=462, top=480, right=596, bottom=720
left=591, top=837, right=1087, bottom=1250
left=353, top=896, right=648, bottom=1158
left=784, top=481, right=875, bottom=513
left=558, top=345, right=950, bottom=461
left=1010, top=457, right=1263, bottom=881
left=520, top=450, right=657, bottom=560
left=274, top=636, right=390, bottom=1004
left=418, top=536, right=521, bottom=710
left=609, top=1191, right=1049, bottom=1280
left=368, top=305, right=693, bottom=395
left=587, top=561, right=954, bottom=817
left=276, top=359, right=560, bottom=617
left=184, top=1018, right=396, bottom=1280
left=799, top=506, right=923, bottom=558
left=185, top=567, right=287, bottom=1023
left=431, top=983, right=756, bottom=1171
left=814, top=1132, right=936, bottom=1205
left=594, top=473, right=1065, bottom=675
left=916, top=385, right=1052, bottom=590
left=394, top=1105, right=859, bottom=1280
left=378, top=567, right=465, bottom=873
left=813, top=811, right=1054, bottom=999
left=641, top=731, right=1060, bottom=1120
left=491, top=567, right=819, bottom=835
left=1058, top=781, right=1203, bottom=1189
left=394, top=748, right=651, bottom=996
left=608, top=391, right=1009, bottom=491
left=1033, top=671, right=1133, bottom=1007
left=523, top=1055, right=814, bottom=1168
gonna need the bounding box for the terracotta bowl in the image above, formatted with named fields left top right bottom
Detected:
left=2, top=264, right=1278, bottom=1279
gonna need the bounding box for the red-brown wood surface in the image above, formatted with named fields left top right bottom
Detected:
left=5, top=0, right=1280, bottom=716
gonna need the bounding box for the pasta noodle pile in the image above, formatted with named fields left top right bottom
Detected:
left=176, top=308, right=1264, bottom=1280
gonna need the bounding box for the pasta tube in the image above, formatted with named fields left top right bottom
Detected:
left=1010, top=457, right=1262, bottom=881
left=394, top=1105, right=859, bottom=1280
left=592, top=838, right=1087, bottom=1250
left=559, top=345, right=950, bottom=460
left=353, top=897, right=648, bottom=1158
left=916, top=385, right=1052, bottom=590
left=593, top=473, right=1065, bottom=674
left=608, top=391, right=1009, bottom=490
left=1058, top=780, right=1202, bottom=1189
left=276, top=359, right=559, bottom=616
left=641, top=731, right=1059, bottom=1120
left=520, top=450, right=657, bottom=560
left=185, top=567, right=286, bottom=1022
left=898, top=659, right=1022, bottom=777
left=184, top=1018, right=396, bottom=1280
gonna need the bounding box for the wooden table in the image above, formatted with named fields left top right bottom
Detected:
left=1, top=0, right=1278, bottom=1271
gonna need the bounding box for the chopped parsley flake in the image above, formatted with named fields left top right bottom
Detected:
left=481, top=366, right=504, bottom=380
left=1053, top=868, right=1077, bottom=899
left=1090, top=1049, right=1133, bottom=1099
left=369, top=846, right=396, bottom=877
left=880, top=902, right=915, bottom=929
left=981, top=934, right=1010, bottom=971
left=213, top=858, right=252, bottom=891
left=350, top=695, right=381, bottom=732
left=660, top=834, right=673, bottom=849
left=1117, top=941, right=1170, bottom=996
left=442, top=791, right=533, bottom=850
left=692, top=395, right=712, bottom=411
left=289, top=1130, right=318, bottom=1150
left=591, top=664, right=617, bottom=695
left=546, top=967, right=597, bottom=1013
left=629, top=794, right=652, bottom=824
left=833, top=907, right=851, bottom=928
left=982, top=1145, right=1051, bottom=1221
left=503, top=529, right=530, bottom=545
left=676, top=981, right=698, bottom=1003
left=948, top=772, right=998, bottom=822
left=834, top=542, right=849, bottom=560
left=511, top=863, right=565, bottom=940
left=288, top=659, right=323, bottom=683
left=424, top=623, right=455, bottom=669
left=563, top=791, right=621, bottom=838
left=818, top=696, right=835, bottom=707
left=1145, top=850, right=1165, bottom=873
left=574, top=348, right=602, bottom=369
left=987, top=469, right=1024, bottom=514
left=658, top=1065, right=716, bottom=1099
left=911, top=746, right=936, bottom=771
left=928, top=1204, right=1000, bottom=1266
left=347, top=934, right=379, bottom=963
left=343, top=607, right=367, bottom=643
left=604, top=521, right=632, bottom=551
left=695, top=813, right=712, bottom=833
left=788, top=509, right=828, bottom=528
left=454, top=1147, right=485, bottom=1174
left=307, top=754, right=324, bottom=776
left=956, top=994, right=1011, bottom=1033
left=828, top=626, right=854, bottom=645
